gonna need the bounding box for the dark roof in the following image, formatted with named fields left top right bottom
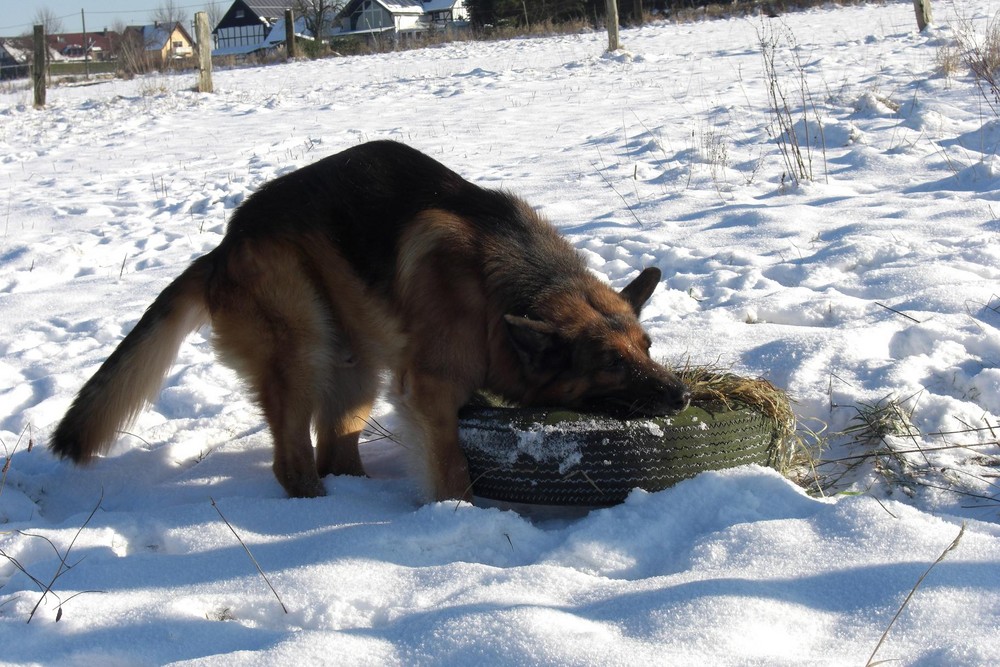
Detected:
left=242, top=1, right=296, bottom=20
left=47, top=32, right=118, bottom=53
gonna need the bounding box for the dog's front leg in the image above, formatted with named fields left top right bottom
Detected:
left=400, top=372, right=473, bottom=502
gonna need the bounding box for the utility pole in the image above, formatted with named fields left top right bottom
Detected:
left=81, top=9, right=90, bottom=80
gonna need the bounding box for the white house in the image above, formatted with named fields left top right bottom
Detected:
left=332, top=0, right=467, bottom=43
left=213, top=0, right=311, bottom=56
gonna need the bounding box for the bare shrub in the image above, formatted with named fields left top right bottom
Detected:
left=756, top=20, right=826, bottom=186
left=953, top=8, right=1000, bottom=115
left=935, top=42, right=963, bottom=80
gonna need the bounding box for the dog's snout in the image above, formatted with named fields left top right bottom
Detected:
left=628, top=369, right=691, bottom=416
left=678, top=387, right=692, bottom=411
left=662, top=380, right=691, bottom=414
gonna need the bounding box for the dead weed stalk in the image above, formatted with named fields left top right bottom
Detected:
left=756, top=19, right=827, bottom=187
left=0, top=490, right=104, bottom=623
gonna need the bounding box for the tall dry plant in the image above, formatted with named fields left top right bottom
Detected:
left=955, top=10, right=1000, bottom=117
left=756, top=20, right=827, bottom=187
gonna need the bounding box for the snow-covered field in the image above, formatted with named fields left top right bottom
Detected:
left=3, top=2, right=1000, bottom=664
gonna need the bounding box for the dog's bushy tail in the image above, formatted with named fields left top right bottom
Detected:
left=50, top=256, right=212, bottom=463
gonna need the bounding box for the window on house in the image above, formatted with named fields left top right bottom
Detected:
left=352, top=1, right=387, bottom=30
left=236, top=10, right=245, bottom=18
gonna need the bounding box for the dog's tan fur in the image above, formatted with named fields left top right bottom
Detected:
left=51, top=141, right=689, bottom=501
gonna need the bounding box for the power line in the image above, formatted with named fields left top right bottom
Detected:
left=1, top=2, right=228, bottom=34
left=83, top=2, right=227, bottom=16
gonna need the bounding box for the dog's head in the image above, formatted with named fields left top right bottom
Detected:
left=505, top=267, right=690, bottom=417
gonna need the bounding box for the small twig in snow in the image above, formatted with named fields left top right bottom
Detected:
left=0, top=489, right=106, bottom=623
left=591, top=161, right=646, bottom=228
left=875, top=302, right=921, bottom=323
left=210, top=497, right=288, bottom=614
left=866, top=523, right=966, bottom=667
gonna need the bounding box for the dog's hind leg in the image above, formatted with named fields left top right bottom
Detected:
left=259, top=366, right=326, bottom=498
left=314, top=364, right=380, bottom=479
left=216, top=315, right=326, bottom=498
left=209, top=241, right=333, bottom=498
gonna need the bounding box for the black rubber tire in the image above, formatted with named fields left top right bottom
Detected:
left=458, top=403, right=780, bottom=507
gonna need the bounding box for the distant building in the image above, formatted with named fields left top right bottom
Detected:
left=122, top=22, right=195, bottom=67
left=213, top=1, right=300, bottom=56
left=211, top=0, right=468, bottom=54
left=332, top=0, right=468, bottom=44
left=0, top=37, right=62, bottom=80
left=0, top=38, right=31, bottom=80
left=47, top=31, right=120, bottom=61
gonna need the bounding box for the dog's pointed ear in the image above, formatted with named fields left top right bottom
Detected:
left=504, top=314, right=568, bottom=374
left=620, top=267, right=661, bottom=315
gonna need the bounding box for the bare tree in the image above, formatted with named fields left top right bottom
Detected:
left=112, top=19, right=149, bottom=76
left=153, top=0, right=190, bottom=27
left=294, top=0, right=345, bottom=42
left=203, top=2, right=226, bottom=30
left=32, top=7, right=64, bottom=35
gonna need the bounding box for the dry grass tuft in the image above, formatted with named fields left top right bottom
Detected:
left=842, top=395, right=918, bottom=443
left=953, top=8, right=1000, bottom=116
left=935, top=42, right=964, bottom=80
left=677, top=364, right=812, bottom=479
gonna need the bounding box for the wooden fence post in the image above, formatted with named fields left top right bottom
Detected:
left=195, top=12, right=214, bottom=93
left=621, top=0, right=642, bottom=26
left=606, top=0, right=620, bottom=52
left=285, top=10, right=297, bottom=59
left=913, top=0, right=932, bottom=31
left=632, top=0, right=644, bottom=26
left=32, top=25, right=46, bottom=109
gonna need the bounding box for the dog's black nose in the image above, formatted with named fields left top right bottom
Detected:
left=659, top=384, right=691, bottom=414
left=675, top=388, right=692, bottom=412
left=632, top=378, right=690, bottom=416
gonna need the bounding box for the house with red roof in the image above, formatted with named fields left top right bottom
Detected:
left=47, top=30, right=120, bottom=61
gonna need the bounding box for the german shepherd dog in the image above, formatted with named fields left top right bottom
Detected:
left=51, top=141, right=690, bottom=501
